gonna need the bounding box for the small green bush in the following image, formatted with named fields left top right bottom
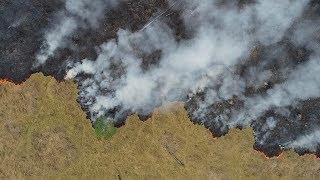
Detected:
left=94, top=116, right=117, bottom=138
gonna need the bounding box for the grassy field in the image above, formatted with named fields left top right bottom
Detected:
left=1, top=73, right=320, bottom=179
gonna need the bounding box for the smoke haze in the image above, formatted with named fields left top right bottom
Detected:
left=1, top=0, right=320, bottom=157
left=62, top=0, right=320, bottom=156
left=35, top=0, right=120, bottom=66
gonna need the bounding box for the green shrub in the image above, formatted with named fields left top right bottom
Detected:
left=94, top=116, right=117, bottom=138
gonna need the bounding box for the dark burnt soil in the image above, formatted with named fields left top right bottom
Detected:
left=185, top=41, right=320, bottom=157
left=1, top=0, right=320, bottom=158
left=0, top=0, right=64, bottom=82
left=0, top=0, right=187, bottom=82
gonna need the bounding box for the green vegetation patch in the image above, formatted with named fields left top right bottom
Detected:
left=94, top=116, right=117, bottom=138
left=1, top=73, right=320, bottom=179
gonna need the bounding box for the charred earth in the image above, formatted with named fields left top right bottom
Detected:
left=1, top=0, right=320, bottom=158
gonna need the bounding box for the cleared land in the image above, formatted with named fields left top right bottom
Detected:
left=1, top=73, right=320, bottom=179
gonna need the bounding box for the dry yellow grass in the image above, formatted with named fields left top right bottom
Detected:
left=1, top=73, right=320, bottom=179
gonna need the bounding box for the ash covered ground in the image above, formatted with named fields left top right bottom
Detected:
left=1, top=0, right=320, bottom=157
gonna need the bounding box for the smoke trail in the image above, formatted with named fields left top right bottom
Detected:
left=287, top=130, right=320, bottom=152
left=34, top=0, right=120, bottom=66
left=67, top=0, right=309, bottom=117
left=61, top=0, right=320, bottom=155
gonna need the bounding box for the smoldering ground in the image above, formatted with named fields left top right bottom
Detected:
left=1, top=0, right=320, bottom=157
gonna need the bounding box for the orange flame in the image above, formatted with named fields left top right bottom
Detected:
left=212, top=135, right=218, bottom=140
left=276, top=152, right=284, bottom=159
left=0, top=79, right=9, bottom=84
left=305, top=152, right=320, bottom=160
left=207, top=130, right=218, bottom=140
left=204, top=120, right=319, bottom=160
left=256, top=150, right=320, bottom=160
left=255, top=150, right=284, bottom=159
left=0, top=78, right=23, bottom=85
left=255, top=150, right=271, bottom=159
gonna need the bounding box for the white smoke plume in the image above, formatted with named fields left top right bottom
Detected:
left=231, top=51, right=320, bottom=126
left=287, top=129, right=320, bottom=151
left=35, top=0, right=120, bottom=66
left=62, top=0, right=320, bottom=154
left=66, top=0, right=310, bottom=117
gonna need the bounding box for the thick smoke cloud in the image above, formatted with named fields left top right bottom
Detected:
left=35, top=0, right=120, bottom=66
left=61, top=0, right=320, bottom=155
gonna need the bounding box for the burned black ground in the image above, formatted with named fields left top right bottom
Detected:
left=1, top=0, right=320, bottom=157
